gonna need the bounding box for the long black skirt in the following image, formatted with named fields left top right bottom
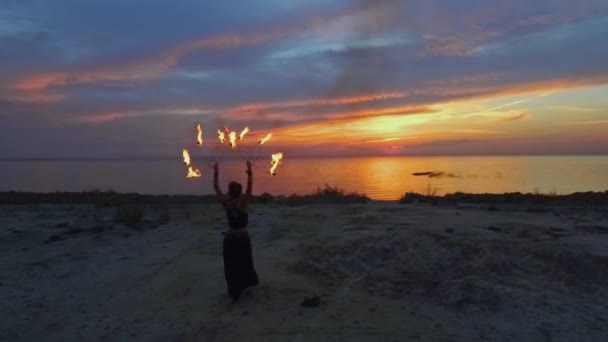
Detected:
left=222, top=232, right=259, bottom=301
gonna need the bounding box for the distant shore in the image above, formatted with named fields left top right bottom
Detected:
left=1, top=188, right=607, bottom=206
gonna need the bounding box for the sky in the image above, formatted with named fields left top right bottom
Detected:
left=1, top=0, right=608, bottom=158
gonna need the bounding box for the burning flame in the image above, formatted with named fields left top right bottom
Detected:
left=270, top=152, right=283, bottom=176
left=239, top=127, right=249, bottom=141
left=218, top=130, right=225, bottom=144
left=187, top=166, right=202, bottom=178
left=183, top=148, right=191, bottom=166
left=229, top=131, right=237, bottom=149
left=196, top=124, right=203, bottom=146
left=258, top=133, right=272, bottom=145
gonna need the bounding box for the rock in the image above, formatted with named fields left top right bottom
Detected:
left=487, top=226, right=502, bottom=233
left=301, top=295, right=321, bottom=308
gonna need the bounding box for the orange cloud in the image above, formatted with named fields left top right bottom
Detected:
left=243, top=77, right=608, bottom=146
left=222, top=103, right=435, bottom=127
left=225, top=74, right=608, bottom=121
left=72, top=106, right=215, bottom=124
left=1, top=90, right=67, bottom=104
left=228, top=91, right=411, bottom=114
left=12, top=31, right=291, bottom=92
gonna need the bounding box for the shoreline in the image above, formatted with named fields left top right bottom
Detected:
left=1, top=189, right=608, bottom=206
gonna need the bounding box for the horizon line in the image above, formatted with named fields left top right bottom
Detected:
left=1, top=152, right=608, bottom=162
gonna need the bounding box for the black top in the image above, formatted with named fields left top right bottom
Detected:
left=225, top=198, right=248, bottom=229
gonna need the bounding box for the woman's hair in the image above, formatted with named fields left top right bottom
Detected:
left=228, top=181, right=243, bottom=199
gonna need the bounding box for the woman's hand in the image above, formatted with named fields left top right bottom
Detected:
left=246, top=160, right=252, bottom=175
left=213, top=161, right=219, bottom=173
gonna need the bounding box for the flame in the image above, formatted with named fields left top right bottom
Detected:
left=218, top=130, right=225, bottom=144
left=229, top=131, right=237, bottom=149
left=239, top=127, right=249, bottom=140
left=187, top=166, right=202, bottom=178
left=270, top=152, right=283, bottom=176
left=183, top=148, right=191, bottom=166
left=258, top=133, right=272, bottom=145
left=196, top=124, right=203, bottom=146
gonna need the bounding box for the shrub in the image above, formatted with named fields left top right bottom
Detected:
left=257, top=192, right=275, bottom=203
left=285, top=184, right=369, bottom=205
left=114, top=205, right=144, bottom=229
left=399, top=192, right=420, bottom=204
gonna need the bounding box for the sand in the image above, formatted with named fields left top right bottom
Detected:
left=2, top=199, right=608, bottom=341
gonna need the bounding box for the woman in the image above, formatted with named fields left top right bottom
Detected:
left=213, top=160, right=259, bottom=302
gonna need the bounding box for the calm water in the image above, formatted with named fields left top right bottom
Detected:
left=1, top=156, right=607, bottom=200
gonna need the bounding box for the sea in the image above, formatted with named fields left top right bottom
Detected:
left=1, top=156, right=607, bottom=200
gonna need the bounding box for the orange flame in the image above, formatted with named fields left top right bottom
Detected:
left=183, top=148, right=191, bottom=166
left=258, top=133, right=272, bottom=145
left=270, top=152, right=283, bottom=176
left=196, top=124, right=203, bottom=146
left=229, top=131, right=237, bottom=149
left=187, top=166, right=202, bottom=178
left=239, top=127, right=250, bottom=140
left=218, top=130, right=225, bottom=144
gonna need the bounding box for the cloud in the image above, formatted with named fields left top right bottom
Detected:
left=1, top=91, right=66, bottom=104
left=8, top=2, right=402, bottom=92
left=2, top=1, right=608, bottom=158
left=548, top=106, right=599, bottom=112
left=497, top=112, right=528, bottom=122
left=414, top=1, right=608, bottom=57
left=72, top=107, right=216, bottom=124
left=561, top=120, right=608, bottom=126
left=226, top=91, right=411, bottom=114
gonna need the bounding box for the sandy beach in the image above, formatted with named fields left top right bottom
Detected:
left=2, top=192, right=608, bottom=341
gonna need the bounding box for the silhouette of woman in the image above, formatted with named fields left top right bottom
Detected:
left=213, top=160, right=259, bottom=302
